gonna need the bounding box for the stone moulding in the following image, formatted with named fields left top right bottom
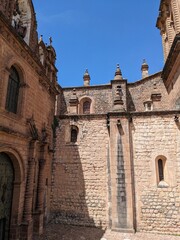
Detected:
left=58, top=110, right=180, bottom=121
left=0, top=125, right=29, bottom=139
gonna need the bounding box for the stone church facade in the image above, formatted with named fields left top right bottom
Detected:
left=0, top=0, right=58, bottom=239
left=0, top=0, right=180, bottom=239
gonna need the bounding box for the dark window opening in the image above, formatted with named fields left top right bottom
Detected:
left=158, top=159, right=164, bottom=181
left=71, top=128, right=78, bottom=143
left=5, top=66, right=20, bottom=113
left=0, top=218, right=6, bottom=240
left=83, top=101, right=90, bottom=114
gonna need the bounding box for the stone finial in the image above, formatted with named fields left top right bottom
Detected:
left=38, top=35, right=43, bottom=43
left=83, top=69, right=90, bottom=86
left=141, top=59, right=149, bottom=79
left=49, top=37, right=52, bottom=46
left=114, top=64, right=123, bottom=80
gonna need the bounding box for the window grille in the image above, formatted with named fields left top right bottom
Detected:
left=6, top=66, right=20, bottom=113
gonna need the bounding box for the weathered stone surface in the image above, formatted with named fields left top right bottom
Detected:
left=51, top=117, right=109, bottom=228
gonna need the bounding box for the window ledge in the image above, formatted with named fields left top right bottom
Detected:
left=2, top=109, right=23, bottom=121
left=65, top=142, right=78, bottom=146
left=158, top=180, right=169, bottom=188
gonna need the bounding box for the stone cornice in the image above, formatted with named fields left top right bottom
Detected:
left=57, top=110, right=180, bottom=120
left=0, top=12, right=59, bottom=97
left=62, top=84, right=111, bottom=91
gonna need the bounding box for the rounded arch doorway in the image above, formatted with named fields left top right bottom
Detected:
left=0, top=153, right=14, bottom=240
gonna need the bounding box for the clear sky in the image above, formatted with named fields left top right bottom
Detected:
left=33, top=1, right=163, bottom=87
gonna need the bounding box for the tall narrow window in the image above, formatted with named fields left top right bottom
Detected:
left=6, top=66, right=20, bottom=113
left=158, top=159, right=164, bottom=181
left=71, top=127, right=78, bottom=143
left=83, top=101, right=90, bottom=114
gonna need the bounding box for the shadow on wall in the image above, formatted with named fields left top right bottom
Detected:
left=127, top=88, right=136, bottom=112
left=50, top=117, right=105, bottom=237
left=58, top=90, right=68, bottom=115
left=116, top=132, right=127, bottom=228
left=35, top=224, right=105, bottom=240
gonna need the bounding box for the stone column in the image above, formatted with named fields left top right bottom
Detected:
left=109, top=115, right=134, bottom=233
left=21, top=141, right=37, bottom=240
left=33, top=145, right=47, bottom=235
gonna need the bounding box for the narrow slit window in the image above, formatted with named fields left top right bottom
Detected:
left=158, top=159, right=164, bottom=181
left=71, top=128, right=78, bottom=143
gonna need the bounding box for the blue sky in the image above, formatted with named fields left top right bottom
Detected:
left=33, top=1, right=163, bottom=87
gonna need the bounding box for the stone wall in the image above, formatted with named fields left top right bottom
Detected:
left=58, top=85, right=113, bottom=115
left=128, top=73, right=170, bottom=112
left=51, top=116, right=109, bottom=228
left=59, top=72, right=173, bottom=116
left=0, top=16, right=56, bottom=239
left=132, top=115, right=180, bottom=234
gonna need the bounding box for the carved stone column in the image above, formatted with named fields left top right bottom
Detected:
left=33, top=145, right=46, bottom=235
left=36, top=158, right=46, bottom=212
left=21, top=141, right=37, bottom=240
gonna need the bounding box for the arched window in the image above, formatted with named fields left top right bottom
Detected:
left=158, top=159, right=164, bottom=181
left=71, top=126, right=78, bottom=143
left=6, top=66, right=20, bottom=114
left=83, top=101, right=90, bottom=114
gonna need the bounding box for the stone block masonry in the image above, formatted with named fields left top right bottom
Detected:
left=51, top=116, right=109, bottom=228
left=132, top=115, right=180, bottom=234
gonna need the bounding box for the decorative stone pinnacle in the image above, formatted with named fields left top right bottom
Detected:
left=141, top=59, right=149, bottom=78
left=114, top=64, right=123, bottom=80
left=83, top=69, right=90, bottom=86
left=141, top=59, right=149, bottom=69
